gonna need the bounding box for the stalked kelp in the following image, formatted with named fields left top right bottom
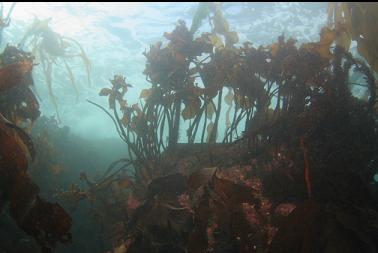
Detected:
left=59, top=2, right=378, bottom=253
left=87, top=4, right=245, bottom=193
left=0, top=45, right=72, bottom=253
left=19, top=17, right=91, bottom=121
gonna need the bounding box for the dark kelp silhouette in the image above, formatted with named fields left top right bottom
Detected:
left=0, top=45, right=72, bottom=253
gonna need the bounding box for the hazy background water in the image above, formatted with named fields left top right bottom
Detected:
left=1, top=2, right=328, bottom=141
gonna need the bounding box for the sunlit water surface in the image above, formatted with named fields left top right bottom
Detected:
left=2, top=2, right=328, bottom=140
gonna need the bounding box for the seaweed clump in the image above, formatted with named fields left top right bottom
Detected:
left=0, top=45, right=72, bottom=253
left=19, top=17, right=91, bottom=121
left=63, top=3, right=378, bottom=253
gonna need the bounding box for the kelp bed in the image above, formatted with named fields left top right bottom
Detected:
left=1, top=2, right=378, bottom=253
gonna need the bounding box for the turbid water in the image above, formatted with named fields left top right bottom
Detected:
left=0, top=2, right=377, bottom=253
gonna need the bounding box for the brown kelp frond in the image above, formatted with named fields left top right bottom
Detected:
left=19, top=17, right=91, bottom=119
left=0, top=45, right=72, bottom=253
left=86, top=99, right=126, bottom=143
left=327, top=2, right=378, bottom=111
left=62, top=36, right=92, bottom=86
left=0, top=45, right=40, bottom=130
left=62, top=58, right=79, bottom=100
left=19, top=17, right=52, bottom=48
left=39, top=48, right=61, bottom=122
left=0, top=112, right=35, bottom=160
left=327, top=2, right=378, bottom=72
